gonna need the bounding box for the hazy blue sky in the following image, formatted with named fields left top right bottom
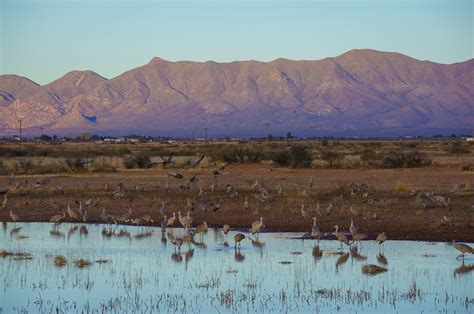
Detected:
left=1, top=0, right=472, bottom=84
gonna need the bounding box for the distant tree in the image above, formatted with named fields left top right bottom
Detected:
left=40, top=135, right=52, bottom=141
left=286, top=132, right=293, bottom=139
left=79, top=133, right=93, bottom=141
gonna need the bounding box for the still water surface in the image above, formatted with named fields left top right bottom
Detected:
left=1, top=222, right=473, bottom=313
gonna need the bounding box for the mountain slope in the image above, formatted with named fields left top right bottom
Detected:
left=0, top=49, right=472, bottom=136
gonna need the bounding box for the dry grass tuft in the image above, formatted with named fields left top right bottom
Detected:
left=74, top=259, right=92, bottom=268
left=394, top=180, right=409, bottom=193
left=362, top=264, right=388, bottom=275
left=54, top=255, right=67, bottom=267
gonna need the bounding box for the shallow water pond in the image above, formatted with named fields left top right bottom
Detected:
left=1, top=222, right=473, bottom=313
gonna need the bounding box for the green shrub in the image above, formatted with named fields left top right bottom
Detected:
left=122, top=153, right=151, bottom=169
left=320, top=150, right=344, bottom=168
left=359, top=149, right=378, bottom=165
left=270, top=150, right=290, bottom=167
left=90, top=159, right=117, bottom=172
left=271, top=146, right=313, bottom=168
left=379, top=151, right=431, bottom=168
left=447, top=142, right=471, bottom=155
left=65, top=158, right=87, bottom=172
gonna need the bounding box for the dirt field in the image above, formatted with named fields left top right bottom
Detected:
left=1, top=161, right=473, bottom=242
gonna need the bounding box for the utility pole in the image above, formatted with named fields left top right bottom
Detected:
left=18, top=119, right=22, bottom=151
left=264, top=123, right=271, bottom=141
left=204, top=128, right=209, bottom=146
left=40, top=126, right=44, bottom=141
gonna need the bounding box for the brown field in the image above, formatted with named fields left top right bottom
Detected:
left=1, top=139, right=473, bottom=242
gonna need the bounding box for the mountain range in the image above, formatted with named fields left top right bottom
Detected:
left=1, top=49, right=473, bottom=137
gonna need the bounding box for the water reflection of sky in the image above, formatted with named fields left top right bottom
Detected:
left=1, top=222, right=473, bottom=313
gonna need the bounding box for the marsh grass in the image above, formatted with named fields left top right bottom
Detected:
left=74, top=259, right=92, bottom=268
left=54, top=255, right=67, bottom=267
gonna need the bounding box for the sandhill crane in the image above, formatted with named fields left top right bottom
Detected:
left=50, top=211, right=66, bottom=228
left=80, top=225, right=88, bottom=236
left=212, top=203, right=222, bottom=212
left=167, top=212, right=176, bottom=226
left=186, top=211, right=193, bottom=225
left=191, top=155, right=205, bottom=167
left=78, top=202, right=86, bottom=220
left=178, top=212, right=191, bottom=230
left=67, top=203, right=80, bottom=221
left=187, top=198, right=195, bottom=211
left=2, top=194, right=7, bottom=210
left=202, top=202, right=209, bottom=212
left=81, top=209, right=88, bottom=223
left=376, top=232, right=387, bottom=252
left=350, top=245, right=367, bottom=261
left=453, top=241, right=474, bottom=261
left=160, top=202, right=168, bottom=217
left=159, top=154, right=174, bottom=166
left=334, top=225, right=349, bottom=250
left=171, top=236, right=183, bottom=252
left=349, top=218, right=358, bottom=237
left=312, top=245, right=323, bottom=260
left=211, top=178, right=217, bottom=192
left=316, top=201, right=332, bottom=217
left=244, top=196, right=249, bottom=211
left=251, top=217, right=264, bottom=239
left=349, top=206, right=359, bottom=217
left=377, top=253, right=388, bottom=265
left=222, top=224, right=230, bottom=239
left=9, top=209, right=19, bottom=225
left=301, top=204, right=310, bottom=219
left=352, top=232, right=367, bottom=246
left=167, top=170, right=183, bottom=179
left=183, top=229, right=194, bottom=246
left=161, top=215, right=167, bottom=232
left=101, top=208, right=114, bottom=225
left=234, top=233, right=245, bottom=248
left=311, top=217, right=322, bottom=242
left=251, top=180, right=258, bottom=190
left=114, top=207, right=132, bottom=224
left=336, top=252, right=350, bottom=271
left=198, top=187, right=204, bottom=197
left=309, top=176, right=313, bottom=188
left=213, top=166, right=226, bottom=176
left=131, top=216, right=144, bottom=227
left=278, top=186, right=282, bottom=195
left=195, top=221, right=208, bottom=241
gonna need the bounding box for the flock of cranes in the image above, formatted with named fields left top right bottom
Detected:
left=1, top=164, right=473, bottom=260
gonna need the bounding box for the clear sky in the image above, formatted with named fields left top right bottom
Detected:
left=0, top=0, right=472, bottom=85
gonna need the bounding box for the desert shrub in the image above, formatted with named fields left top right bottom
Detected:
left=122, top=153, right=151, bottom=169
left=209, top=146, right=238, bottom=163
left=271, top=146, right=313, bottom=168
left=359, top=149, right=378, bottom=165
left=320, top=150, right=345, bottom=168
left=90, top=159, right=117, bottom=172
left=270, top=150, right=291, bottom=167
left=135, top=153, right=151, bottom=168
left=12, top=159, right=33, bottom=174
left=379, top=151, right=431, bottom=168
left=65, top=158, right=87, bottom=172
left=123, top=155, right=137, bottom=169
left=461, top=164, right=473, bottom=172
left=288, top=146, right=313, bottom=168
left=446, top=142, right=471, bottom=155
left=0, top=160, right=5, bottom=174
